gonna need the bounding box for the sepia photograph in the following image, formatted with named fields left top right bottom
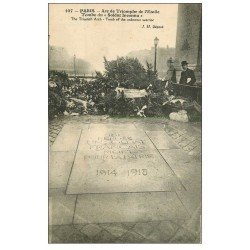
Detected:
left=48, top=3, right=202, bottom=243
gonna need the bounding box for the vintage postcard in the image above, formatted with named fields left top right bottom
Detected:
left=49, top=3, right=202, bottom=243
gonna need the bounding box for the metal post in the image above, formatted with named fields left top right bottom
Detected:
left=154, top=44, right=157, bottom=73
left=48, top=35, right=50, bottom=71
left=153, top=37, right=159, bottom=74
left=73, top=54, right=76, bottom=77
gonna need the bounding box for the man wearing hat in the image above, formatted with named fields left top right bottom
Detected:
left=164, top=57, right=177, bottom=94
left=165, top=57, right=177, bottom=83
left=179, top=61, right=196, bottom=98
left=179, top=61, right=196, bottom=85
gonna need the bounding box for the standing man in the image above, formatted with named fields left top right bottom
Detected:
left=165, top=57, right=177, bottom=83
left=179, top=61, right=196, bottom=97
left=164, top=57, right=177, bottom=94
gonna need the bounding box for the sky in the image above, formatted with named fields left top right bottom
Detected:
left=49, top=4, right=178, bottom=72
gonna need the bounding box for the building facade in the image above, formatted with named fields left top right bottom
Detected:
left=175, top=4, right=202, bottom=71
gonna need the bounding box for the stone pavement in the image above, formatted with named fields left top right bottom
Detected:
left=48, top=115, right=201, bottom=243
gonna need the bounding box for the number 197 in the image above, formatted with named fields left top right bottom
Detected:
left=65, top=9, right=73, bottom=13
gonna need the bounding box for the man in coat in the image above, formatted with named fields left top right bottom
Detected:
left=165, top=57, right=177, bottom=83
left=179, top=61, right=196, bottom=97
left=164, top=57, right=177, bottom=95
left=179, top=61, right=196, bottom=85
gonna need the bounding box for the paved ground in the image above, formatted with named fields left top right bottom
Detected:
left=49, top=115, right=201, bottom=243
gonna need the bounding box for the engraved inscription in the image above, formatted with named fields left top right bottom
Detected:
left=96, top=168, right=148, bottom=177
left=66, top=126, right=177, bottom=194
left=96, top=169, right=118, bottom=176
left=128, top=169, right=148, bottom=176
left=83, top=133, right=155, bottom=162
